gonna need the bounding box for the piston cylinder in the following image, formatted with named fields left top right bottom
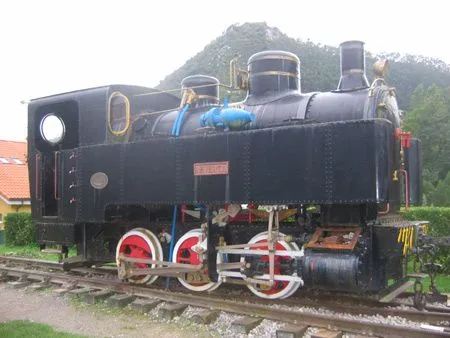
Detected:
left=301, top=252, right=360, bottom=291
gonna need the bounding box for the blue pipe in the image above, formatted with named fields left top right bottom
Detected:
left=166, top=104, right=189, bottom=288
left=176, top=105, right=189, bottom=136
left=165, top=204, right=178, bottom=289
left=172, top=104, right=189, bottom=137
left=168, top=204, right=178, bottom=261
left=171, top=116, right=178, bottom=135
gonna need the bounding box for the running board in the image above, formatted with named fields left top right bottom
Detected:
left=61, top=255, right=93, bottom=271
left=40, top=248, right=65, bottom=263
left=40, top=249, right=63, bottom=254
left=379, top=280, right=415, bottom=303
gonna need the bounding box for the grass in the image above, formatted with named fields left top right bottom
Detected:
left=407, top=258, right=450, bottom=293
left=0, top=244, right=76, bottom=262
left=422, top=274, right=450, bottom=293
left=69, top=296, right=143, bottom=318
left=0, top=320, right=86, bottom=338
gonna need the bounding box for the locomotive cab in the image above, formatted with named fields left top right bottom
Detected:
left=28, top=85, right=180, bottom=256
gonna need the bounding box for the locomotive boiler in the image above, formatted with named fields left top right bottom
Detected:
left=27, top=40, right=428, bottom=302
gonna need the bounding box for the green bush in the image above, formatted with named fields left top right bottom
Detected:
left=401, top=207, right=450, bottom=237
left=401, top=207, right=450, bottom=273
left=4, top=213, right=35, bottom=246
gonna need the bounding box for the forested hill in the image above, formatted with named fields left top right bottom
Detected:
left=157, top=22, right=450, bottom=109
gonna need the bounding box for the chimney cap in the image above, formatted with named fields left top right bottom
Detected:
left=339, top=40, right=365, bottom=47
left=181, top=75, right=219, bottom=88
left=248, top=50, right=299, bottom=65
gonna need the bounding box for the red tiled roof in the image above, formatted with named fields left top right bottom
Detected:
left=0, top=140, right=30, bottom=200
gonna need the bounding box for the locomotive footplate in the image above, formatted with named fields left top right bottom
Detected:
left=61, top=255, right=95, bottom=271
left=379, top=273, right=428, bottom=309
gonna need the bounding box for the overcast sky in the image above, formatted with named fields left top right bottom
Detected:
left=1, top=0, right=449, bottom=142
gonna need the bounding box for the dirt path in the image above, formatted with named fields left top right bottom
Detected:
left=0, top=284, right=215, bottom=337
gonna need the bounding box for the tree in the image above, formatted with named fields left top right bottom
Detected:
left=403, top=84, right=450, bottom=205
left=157, top=23, right=450, bottom=110
left=429, top=172, right=450, bottom=206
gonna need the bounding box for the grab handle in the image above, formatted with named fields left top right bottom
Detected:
left=35, top=154, right=41, bottom=201
left=54, top=151, right=60, bottom=200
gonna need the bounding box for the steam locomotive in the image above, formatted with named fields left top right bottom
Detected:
left=28, top=41, right=427, bottom=301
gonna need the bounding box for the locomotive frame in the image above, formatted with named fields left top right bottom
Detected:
left=28, top=40, right=433, bottom=304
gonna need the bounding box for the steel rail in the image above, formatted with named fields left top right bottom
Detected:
left=1, top=256, right=449, bottom=316
left=256, top=294, right=450, bottom=325
left=0, top=256, right=62, bottom=268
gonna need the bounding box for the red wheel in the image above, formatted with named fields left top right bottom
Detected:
left=116, top=228, right=163, bottom=285
left=172, top=229, right=222, bottom=292
left=242, top=232, right=301, bottom=299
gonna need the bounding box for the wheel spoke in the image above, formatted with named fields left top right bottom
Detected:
left=242, top=232, right=302, bottom=299
left=172, top=229, right=222, bottom=292
left=116, top=228, right=163, bottom=285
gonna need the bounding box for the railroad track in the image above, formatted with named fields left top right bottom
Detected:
left=1, top=256, right=449, bottom=337
left=1, top=255, right=448, bottom=320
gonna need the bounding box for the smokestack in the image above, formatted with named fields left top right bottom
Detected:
left=337, top=40, right=369, bottom=91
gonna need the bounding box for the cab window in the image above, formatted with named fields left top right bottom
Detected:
left=108, top=92, right=130, bottom=135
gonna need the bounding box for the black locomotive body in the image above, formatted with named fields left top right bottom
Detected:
left=27, top=41, right=427, bottom=299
